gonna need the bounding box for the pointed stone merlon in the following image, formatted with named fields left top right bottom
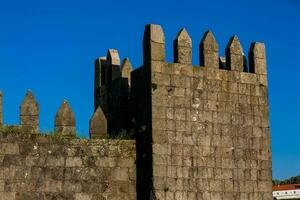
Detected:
left=55, top=101, right=76, bottom=137
left=107, top=49, right=120, bottom=66
left=89, top=106, right=108, bottom=139
left=121, top=58, right=132, bottom=86
left=143, top=24, right=165, bottom=64
left=94, top=57, right=107, bottom=89
left=20, top=91, right=39, bottom=133
left=174, top=28, right=192, bottom=64
left=106, top=49, right=121, bottom=87
left=94, top=57, right=107, bottom=110
left=0, top=91, right=2, bottom=127
left=226, top=35, right=245, bottom=71
left=249, top=42, right=267, bottom=74
left=200, top=30, right=219, bottom=68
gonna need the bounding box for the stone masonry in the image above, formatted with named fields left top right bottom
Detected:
left=131, top=24, right=272, bottom=200
left=0, top=91, right=136, bottom=200
left=20, top=90, right=39, bottom=134
left=94, top=50, right=132, bottom=135
left=0, top=132, right=136, bottom=200
left=55, top=101, right=76, bottom=137
left=89, top=106, right=108, bottom=139
left=0, top=23, right=272, bottom=200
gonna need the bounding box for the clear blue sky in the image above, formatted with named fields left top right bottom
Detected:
left=0, top=0, right=299, bottom=179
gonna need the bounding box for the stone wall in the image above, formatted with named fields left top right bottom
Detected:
left=131, top=65, right=153, bottom=200
left=134, top=24, right=272, bottom=200
left=0, top=23, right=272, bottom=200
left=0, top=130, right=136, bottom=200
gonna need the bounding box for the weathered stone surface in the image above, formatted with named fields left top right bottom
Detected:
left=249, top=42, right=267, bottom=74
left=19, top=91, right=39, bottom=133
left=95, top=49, right=133, bottom=135
left=94, top=57, right=107, bottom=89
left=55, top=101, right=76, bottom=136
left=0, top=131, right=136, bottom=200
left=174, top=28, right=192, bottom=64
left=143, top=24, right=165, bottom=63
left=121, top=58, right=132, bottom=85
left=200, top=30, right=219, bottom=68
left=94, top=57, right=107, bottom=111
left=89, top=106, right=108, bottom=139
left=148, top=24, right=165, bottom=44
left=226, top=35, right=245, bottom=71
left=0, top=192, right=15, bottom=200
left=103, top=49, right=121, bottom=134
left=134, top=24, right=271, bottom=200
left=107, top=49, right=121, bottom=83
left=107, top=49, right=120, bottom=66
left=0, top=23, right=266, bottom=200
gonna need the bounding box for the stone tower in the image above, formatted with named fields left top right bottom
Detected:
left=94, top=50, right=132, bottom=135
left=130, top=24, right=272, bottom=200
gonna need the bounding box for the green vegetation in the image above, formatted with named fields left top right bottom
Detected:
left=0, top=126, right=134, bottom=141
left=0, top=125, right=23, bottom=134
left=45, top=131, right=76, bottom=139
left=43, top=130, right=77, bottom=144
left=273, top=175, right=300, bottom=185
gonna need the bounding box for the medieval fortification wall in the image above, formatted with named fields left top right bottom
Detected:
left=0, top=23, right=272, bottom=200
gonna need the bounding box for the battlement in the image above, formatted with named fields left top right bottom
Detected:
left=0, top=90, right=109, bottom=139
left=93, top=25, right=268, bottom=142
left=0, top=91, right=136, bottom=199
left=143, top=24, right=267, bottom=75
left=94, top=49, right=133, bottom=135
left=133, top=24, right=272, bottom=200
left=0, top=23, right=272, bottom=200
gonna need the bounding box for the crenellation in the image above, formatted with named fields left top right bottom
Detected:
left=106, top=49, right=121, bottom=86
left=226, top=35, right=246, bottom=72
left=94, top=57, right=107, bottom=111
left=0, top=23, right=271, bottom=200
left=94, top=57, right=107, bottom=89
left=94, top=49, right=133, bottom=135
left=134, top=24, right=271, bottom=200
left=89, top=106, right=108, bottom=139
left=174, top=28, right=192, bottom=64
left=107, top=49, right=121, bottom=66
left=20, top=91, right=39, bottom=133
left=249, top=42, right=267, bottom=75
left=121, top=58, right=132, bottom=83
left=54, top=100, right=76, bottom=136
left=143, top=24, right=165, bottom=64
left=200, top=30, right=219, bottom=68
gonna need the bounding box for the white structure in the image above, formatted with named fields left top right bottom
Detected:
left=273, top=184, right=300, bottom=199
